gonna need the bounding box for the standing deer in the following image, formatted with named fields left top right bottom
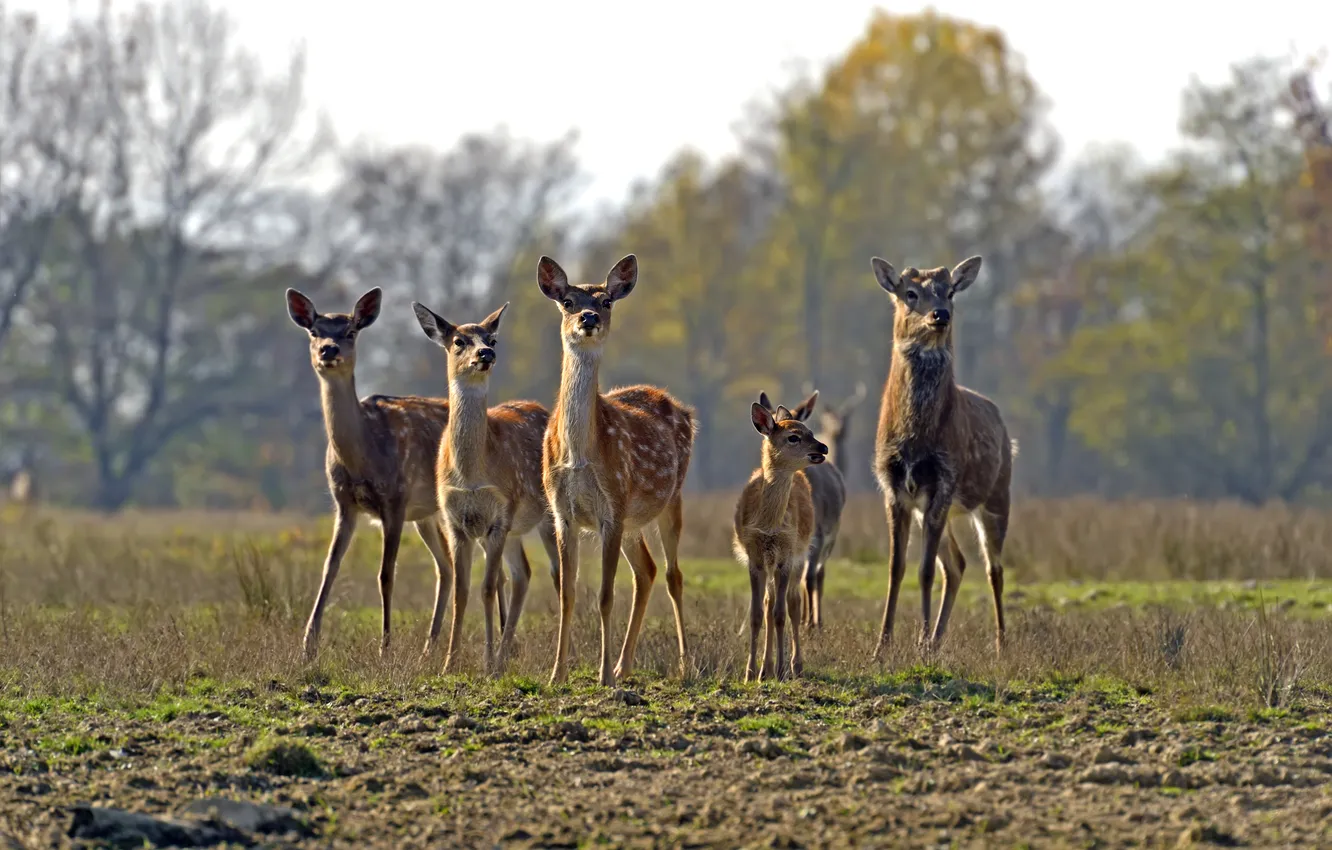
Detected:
left=869, top=255, right=1015, bottom=656
left=537, top=254, right=695, bottom=687
left=412, top=300, right=560, bottom=674
left=287, top=288, right=511, bottom=660
left=734, top=401, right=829, bottom=681
left=755, top=391, right=846, bottom=631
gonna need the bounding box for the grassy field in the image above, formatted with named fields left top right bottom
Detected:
left=2, top=502, right=1332, bottom=847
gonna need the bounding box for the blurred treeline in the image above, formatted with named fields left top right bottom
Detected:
left=2, top=1, right=1331, bottom=512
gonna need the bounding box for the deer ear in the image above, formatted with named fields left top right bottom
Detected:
left=757, top=392, right=773, bottom=412
left=286, top=288, right=317, bottom=330
left=352, top=288, right=382, bottom=330
left=412, top=302, right=454, bottom=346
left=480, top=302, right=509, bottom=334
left=606, top=254, right=638, bottom=300
left=871, top=257, right=899, bottom=295
left=793, top=390, right=819, bottom=421
left=950, top=255, right=983, bottom=293
left=537, top=256, right=570, bottom=301
left=774, top=405, right=794, bottom=422
left=751, top=402, right=776, bottom=436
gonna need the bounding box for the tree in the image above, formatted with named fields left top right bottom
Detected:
left=12, top=0, right=334, bottom=510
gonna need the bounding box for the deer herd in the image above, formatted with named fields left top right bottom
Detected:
left=285, top=252, right=1015, bottom=687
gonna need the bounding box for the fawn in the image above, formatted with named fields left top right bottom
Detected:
left=755, top=391, right=846, bottom=631
left=869, top=255, right=1015, bottom=656
left=734, top=401, right=829, bottom=681
left=288, top=287, right=481, bottom=660
left=412, top=300, right=559, bottom=674
left=537, top=254, right=695, bottom=686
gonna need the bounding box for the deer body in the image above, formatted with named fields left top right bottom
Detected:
left=869, top=256, right=1013, bottom=656
left=288, top=287, right=479, bottom=661
left=734, top=402, right=828, bottom=681
left=538, top=254, right=695, bottom=687
left=414, top=301, right=559, bottom=674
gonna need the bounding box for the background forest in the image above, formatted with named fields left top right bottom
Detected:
left=2, top=1, right=1332, bottom=513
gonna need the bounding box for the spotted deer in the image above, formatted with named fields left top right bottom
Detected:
left=287, top=288, right=511, bottom=660
left=734, top=401, right=829, bottom=681
left=869, top=255, right=1016, bottom=657
left=412, top=300, right=560, bottom=674
left=753, top=391, right=846, bottom=632
left=537, top=254, right=695, bottom=687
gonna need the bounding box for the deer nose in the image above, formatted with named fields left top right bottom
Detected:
left=815, top=440, right=829, bottom=455
left=929, top=308, right=950, bottom=326
left=476, top=348, right=495, bottom=365
left=318, top=343, right=340, bottom=361
left=579, top=311, right=599, bottom=329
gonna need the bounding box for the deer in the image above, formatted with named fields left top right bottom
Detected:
left=812, top=382, right=867, bottom=471
left=537, top=254, right=695, bottom=687
left=286, top=287, right=514, bottom=661
left=734, top=400, right=829, bottom=681
left=868, top=255, right=1015, bottom=658
left=412, top=299, right=560, bottom=675
left=752, top=390, right=846, bottom=632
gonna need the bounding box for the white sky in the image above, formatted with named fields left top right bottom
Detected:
left=13, top=0, right=1332, bottom=207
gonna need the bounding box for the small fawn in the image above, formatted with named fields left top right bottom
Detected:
left=869, top=255, right=1016, bottom=656
left=537, top=254, right=695, bottom=687
left=413, top=300, right=559, bottom=674
left=734, top=401, right=829, bottom=681
left=287, top=287, right=460, bottom=660
left=755, top=391, right=846, bottom=631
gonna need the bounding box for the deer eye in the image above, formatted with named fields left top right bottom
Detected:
left=905, top=290, right=918, bottom=303
left=561, top=298, right=573, bottom=310
left=601, top=299, right=613, bottom=310
left=786, top=434, right=801, bottom=444
left=454, top=338, right=466, bottom=348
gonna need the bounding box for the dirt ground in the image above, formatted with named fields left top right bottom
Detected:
left=3, top=674, right=1330, bottom=849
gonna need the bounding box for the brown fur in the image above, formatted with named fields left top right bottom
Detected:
left=734, top=401, right=828, bottom=681
left=413, top=301, right=559, bottom=675
left=537, top=254, right=696, bottom=686
left=869, top=256, right=1014, bottom=656
left=286, top=287, right=469, bottom=661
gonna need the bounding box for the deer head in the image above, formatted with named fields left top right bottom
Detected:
left=751, top=401, right=828, bottom=472
left=286, top=287, right=382, bottom=377
left=537, top=254, right=637, bottom=348
left=871, top=256, right=983, bottom=349
left=413, top=301, right=509, bottom=386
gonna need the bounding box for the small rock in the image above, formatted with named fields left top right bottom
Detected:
left=1040, top=752, right=1071, bottom=770
left=448, top=714, right=478, bottom=731
left=610, top=688, right=647, bottom=707
left=1161, top=769, right=1190, bottom=789
left=740, top=739, right=783, bottom=759
left=550, top=721, right=589, bottom=743
left=870, top=718, right=891, bottom=738
left=1080, top=765, right=1130, bottom=784
left=951, top=745, right=988, bottom=763
left=937, top=734, right=957, bottom=749
left=181, top=798, right=314, bottom=836
left=1092, top=746, right=1129, bottom=765
left=835, top=732, right=869, bottom=753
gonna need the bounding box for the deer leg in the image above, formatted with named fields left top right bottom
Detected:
left=785, top=560, right=804, bottom=678
left=759, top=583, right=777, bottom=682
left=596, top=520, right=625, bottom=687
left=303, top=504, right=358, bottom=660
left=874, top=500, right=911, bottom=661
left=415, top=519, right=453, bottom=659
left=548, top=515, right=579, bottom=686
left=497, top=536, right=532, bottom=670
left=802, top=534, right=820, bottom=629
left=376, top=508, right=406, bottom=658
left=614, top=533, right=657, bottom=681
left=930, top=521, right=968, bottom=648
left=916, top=496, right=950, bottom=652
left=977, top=499, right=1010, bottom=655
left=497, top=561, right=510, bottom=635
left=479, top=525, right=509, bottom=675
left=657, top=493, right=689, bottom=677
left=537, top=515, right=560, bottom=592
left=744, top=564, right=764, bottom=682
left=442, top=527, right=472, bottom=675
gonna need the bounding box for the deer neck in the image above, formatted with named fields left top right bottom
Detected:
left=887, top=340, right=956, bottom=436
left=444, top=378, right=490, bottom=484
left=552, top=343, right=601, bottom=468
left=319, top=373, right=372, bottom=478
left=752, top=457, right=799, bottom=532
left=828, top=431, right=848, bottom=469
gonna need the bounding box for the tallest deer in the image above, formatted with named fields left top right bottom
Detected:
left=870, top=255, right=1014, bottom=657
left=538, top=254, right=695, bottom=686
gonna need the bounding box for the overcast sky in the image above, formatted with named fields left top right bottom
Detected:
left=14, top=0, right=1332, bottom=207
